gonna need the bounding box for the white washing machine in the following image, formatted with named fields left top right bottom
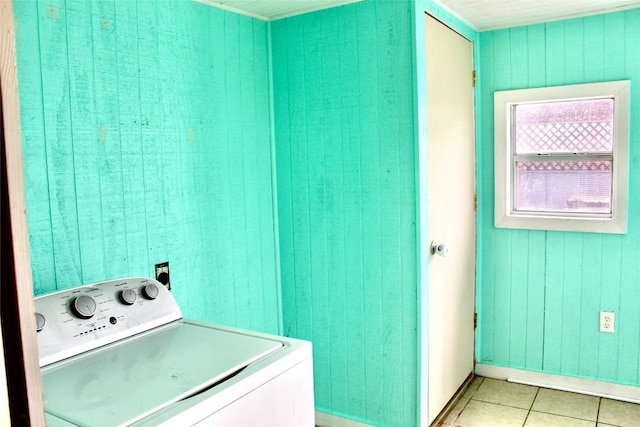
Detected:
left=34, top=277, right=315, bottom=426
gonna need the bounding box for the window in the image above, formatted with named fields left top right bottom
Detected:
left=494, top=81, right=630, bottom=234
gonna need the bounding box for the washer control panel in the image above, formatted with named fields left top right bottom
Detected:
left=34, top=277, right=182, bottom=367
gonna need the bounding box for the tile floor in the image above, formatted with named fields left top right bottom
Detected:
left=439, top=376, right=640, bottom=427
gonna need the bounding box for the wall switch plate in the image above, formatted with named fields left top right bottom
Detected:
left=155, top=262, right=170, bottom=290
left=600, top=311, right=615, bottom=333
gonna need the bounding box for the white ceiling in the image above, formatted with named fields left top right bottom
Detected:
left=434, top=0, right=640, bottom=31
left=193, top=0, right=364, bottom=21
left=195, top=0, right=640, bottom=28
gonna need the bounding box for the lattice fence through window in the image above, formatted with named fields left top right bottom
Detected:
left=515, top=98, right=614, bottom=154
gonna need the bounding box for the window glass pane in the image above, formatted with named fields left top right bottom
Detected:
left=515, top=160, right=612, bottom=214
left=515, top=99, right=614, bottom=154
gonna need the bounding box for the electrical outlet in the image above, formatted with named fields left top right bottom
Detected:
left=155, top=262, right=170, bottom=290
left=600, top=311, right=615, bottom=333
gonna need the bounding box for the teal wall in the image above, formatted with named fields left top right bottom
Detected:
left=477, top=9, right=640, bottom=385
left=271, top=2, right=418, bottom=425
left=14, top=0, right=281, bottom=334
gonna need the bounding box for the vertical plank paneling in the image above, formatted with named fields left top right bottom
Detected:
left=583, top=15, right=605, bottom=82
left=271, top=21, right=295, bottom=335
left=114, top=0, right=148, bottom=279
left=136, top=1, right=166, bottom=270
left=508, top=230, right=528, bottom=368
left=525, top=231, right=545, bottom=369
left=37, top=0, right=83, bottom=288
left=563, top=19, right=585, bottom=84
left=272, top=1, right=418, bottom=424
left=603, top=12, right=627, bottom=80
left=337, top=5, right=366, bottom=415
left=15, top=0, right=280, bottom=334
left=478, top=30, right=495, bottom=364
left=619, top=232, right=640, bottom=383
left=542, top=232, right=564, bottom=372
left=65, top=0, right=104, bottom=283
left=479, top=8, right=640, bottom=387
left=13, top=0, right=56, bottom=294
left=359, top=5, right=384, bottom=421
left=526, top=24, right=546, bottom=87
left=509, top=27, right=528, bottom=88
left=155, top=1, right=184, bottom=294
left=316, top=8, right=349, bottom=413
left=507, top=27, right=529, bottom=369
left=540, top=20, right=567, bottom=375
left=303, top=11, right=333, bottom=409
left=619, top=9, right=640, bottom=385
left=491, top=29, right=512, bottom=366
left=597, top=235, right=623, bottom=380
left=92, top=0, right=128, bottom=278
left=522, top=24, right=547, bottom=371
left=559, top=233, right=583, bottom=374
left=579, top=234, right=602, bottom=377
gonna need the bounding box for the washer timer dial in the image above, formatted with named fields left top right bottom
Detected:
left=142, top=283, right=159, bottom=300
left=72, top=295, right=97, bottom=319
left=120, top=288, right=137, bottom=305
left=35, top=313, right=46, bottom=332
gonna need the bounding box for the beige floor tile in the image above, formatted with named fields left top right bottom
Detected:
left=454, top=400, right=528, bottom=427
left=462, top=376, right=485, bottom=400
left=531, top=388, right=599, bottom=421
left=598, top=398, right=640, bottom=427
left=472, top=378, right=538, bottom=409
left=596, top=424, right=618, bottom=427
left=524, top=411, right=596, bottom=427
left=442, top=398, right=469, bottom=425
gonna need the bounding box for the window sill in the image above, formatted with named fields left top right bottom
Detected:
left=495, top=212, right=627, bottom=234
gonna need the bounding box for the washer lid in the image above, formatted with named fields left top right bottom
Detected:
left=41, top=321, right=282, bottom=427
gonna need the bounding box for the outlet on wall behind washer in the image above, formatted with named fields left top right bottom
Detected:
left=155, top=262, right=170, bottom=290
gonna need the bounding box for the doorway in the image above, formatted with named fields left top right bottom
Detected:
left=425, top=13, right=477, bottom=425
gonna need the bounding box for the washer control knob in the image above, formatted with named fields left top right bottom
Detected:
left=120, top=288, right=137, bottom=305
left=72, top=295, right=97, bottom=319
left=35, top=313, right=46, bottom=332
left=142, top=283, right=159, bottom=300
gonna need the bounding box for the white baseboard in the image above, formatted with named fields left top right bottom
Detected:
left=315, top=411, right=374, bottom=427
left=476, top=364, right=640, bottom=404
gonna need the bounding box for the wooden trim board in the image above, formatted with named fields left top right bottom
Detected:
left=0, top=0, right=46, bottom=424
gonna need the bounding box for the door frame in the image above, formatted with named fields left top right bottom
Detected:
left=411, top=6, right=479, bottom=426
left=0, top=1, right=46, bottom=424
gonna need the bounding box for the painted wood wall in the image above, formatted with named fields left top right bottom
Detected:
left=478, top=9, right=640, bottom=385
left=13, top=0, right=281, bottom=334
left=272, top=1, right=418, bottom=425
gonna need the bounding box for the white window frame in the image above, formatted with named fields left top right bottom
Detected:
left=494, top=80, right=630, bottom=234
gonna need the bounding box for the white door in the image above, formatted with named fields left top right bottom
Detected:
left=426, top=14, right=476, bottom=425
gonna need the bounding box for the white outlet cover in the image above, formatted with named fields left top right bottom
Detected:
left=600, top=311, right=615, bottom=333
